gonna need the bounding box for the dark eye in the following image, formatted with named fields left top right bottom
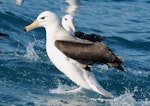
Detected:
left=41, top=17, right=45, bottom=19
left=64, top=18, right=67, bottom=20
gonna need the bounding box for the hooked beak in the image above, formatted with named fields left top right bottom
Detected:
left=69, top=22, right=75, bottom=33
left=23, top=20, right=39, bottom=32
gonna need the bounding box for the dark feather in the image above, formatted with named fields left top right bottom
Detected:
left=75, top=31, right=106, bottom=42
left=55, top=40, right=124, bottom=71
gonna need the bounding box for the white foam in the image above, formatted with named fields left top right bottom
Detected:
left=49, top=79, right=81, bottom=94
left=109, top=91, right=136, bottom=106
left=24, top=42, right=39, bottom=60
left=90, top=88, right=150, bottom=106
left=96, top=64, right=109, bottom=72
left=46, top=97, right=96, bottom=106
left=15, top=0, right=24, bottom=5
left=110, top=91, right=150, bottom=106
left=129, top=68, right=150, bottom=78
left=15, top=86, right=150, bottom=106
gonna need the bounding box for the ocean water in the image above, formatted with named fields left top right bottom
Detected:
left=0, top=0, right=150, bottom=106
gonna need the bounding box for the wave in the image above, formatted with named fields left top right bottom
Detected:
left=49, top=78, right=80, bottom=94
left=6, top=85, right=148, bottom=106
left=90, top=88, right=150, bottom=106
left=0, top=0, right=150, bottom=105
left=107, top=36, right=150, bottom=51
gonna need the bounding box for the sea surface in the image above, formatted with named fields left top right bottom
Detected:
left=0, top=0, right=150, bottom=106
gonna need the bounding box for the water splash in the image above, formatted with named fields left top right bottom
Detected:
left=15, top=0, right=24, bottom=5
left=128, top=67, right=150, bottom=78
left=109, top=90, right=150, bottom=106
left=90, top=88, right=150, bottom=106
left=64, top=0, right=81, bottom=15
left=8, top=84, right=149, bottom=106
left=24, top=42, right=39, bottom=60
left=110, top=90, right=136, bottom=106
left=96, top=64, right=109, bottom=72
left=38, top=87, right=150, bottom=106
left=49, top=79, right=80, bottom=94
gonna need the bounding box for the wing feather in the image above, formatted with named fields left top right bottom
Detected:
left=55, top=40, right=120, bottom=62
left=55, top=40, right=124, bottom=71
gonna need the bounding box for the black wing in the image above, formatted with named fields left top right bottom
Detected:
left=55, top=40, right=124, bottom=71
left=75, top=31, right=106, bottom=42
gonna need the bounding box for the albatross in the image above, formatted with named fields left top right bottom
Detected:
left=62, top=14, right=106, bottom=42
left=24, top=11, right=124, bottom=98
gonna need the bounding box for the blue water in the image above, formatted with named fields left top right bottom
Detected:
left=0, top=0, right=150, bottom=105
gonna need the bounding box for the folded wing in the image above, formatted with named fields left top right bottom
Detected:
left=55, top=40, right=124, bottom=71
left=75, top=31, right=107, bottom=42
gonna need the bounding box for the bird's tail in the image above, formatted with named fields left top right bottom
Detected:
left=83, top=70, right=115, bottom=98
left=95, top=85, right=115, bottom=98
left=107, top=56, right=125, bottom=71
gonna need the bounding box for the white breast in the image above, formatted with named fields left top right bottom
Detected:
left=46, top=42, right=91, bottom=89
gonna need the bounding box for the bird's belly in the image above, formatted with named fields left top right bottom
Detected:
left=46, top=44, right=91, bottom=89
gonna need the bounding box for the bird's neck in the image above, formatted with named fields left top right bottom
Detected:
left=69, top=29, right=75, bottom=37
left=63, top=26, right=75, bottom=37
left=45, top=23, right=64, bottom=44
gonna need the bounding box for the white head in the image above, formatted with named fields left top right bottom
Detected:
left=62, top=14, right=75, bottom=36
left=24, top=11, right=60, bottom=32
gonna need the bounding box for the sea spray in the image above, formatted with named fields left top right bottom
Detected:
left=109, top=89, right=150, bottom=106
left=49, top=79, right=80, bottom=94
left=90, top=88, right=150, bottom=106
left=24, top=42, right=39, bottom=60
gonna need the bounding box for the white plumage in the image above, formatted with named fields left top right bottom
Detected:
left=24, top=11, right=115, bottom=98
